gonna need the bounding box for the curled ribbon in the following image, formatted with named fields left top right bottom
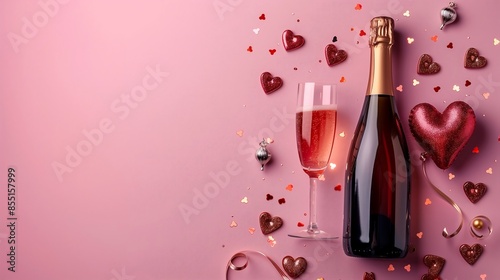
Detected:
left=420, top=152, right=463, bottom=238
left=226, top=250, right=290, bottom=280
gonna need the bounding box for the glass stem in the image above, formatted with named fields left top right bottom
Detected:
left=308, top=177, right=320, bottom=233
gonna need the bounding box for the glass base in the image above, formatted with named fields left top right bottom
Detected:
left=288, top=229, right=339, bottom=240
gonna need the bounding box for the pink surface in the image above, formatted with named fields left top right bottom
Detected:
left=0, top=0, right=499, bottom=279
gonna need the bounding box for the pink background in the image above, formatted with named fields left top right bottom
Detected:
left=1, top=0, right=499, bottom=279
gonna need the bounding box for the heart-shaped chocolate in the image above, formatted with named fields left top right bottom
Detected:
left=325, top=44, right=348, bottom=66
left=259, top=212, right=283, bottom=234
left=417, top=54, right=441, bottom=75
left=459, top=243, right=483, bottom=265
left=282, top=256, right=307, bottom=279
left=363, top=272, right=376, bottom=280
left=408, top=101, right=476, bottom=170
left=421, top=273, right=441, bottom=280
left=260, top=72, right=283, bottom=94
left=282, top=30, right=305, bottom=51
left=463, top=181, right=487, bottom=203
left=464, top=48, right=487, bottom=69
left=423, top=254, right=446, bottom=276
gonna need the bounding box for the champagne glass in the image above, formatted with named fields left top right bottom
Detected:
left=289, top=82, right=338, bottom=240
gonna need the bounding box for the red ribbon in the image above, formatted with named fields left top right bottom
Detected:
left=226, top=250, right=290, bottom=280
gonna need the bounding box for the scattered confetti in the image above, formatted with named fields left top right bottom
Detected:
left=425, top=198, right=432, bottom=205
left=297, top=222, right=304, bottom=227
left=253, top=28, right=260, bottom=34
left=483, top=92, right=490, bottom=99
left=267, top=235, right=276, bottom=247
left=247, top=46, right=253, bottom=52
left=354, top=3, right=362, bottom=10
left=334, top=184, right=342, bottom=191
left=447, top=42, right=454, bottom=49
left=318, top=174, right=325, bottom=181
left=486, top=167, right=493, bottom=174
left=236, top=130, right=244, bottom=137
left=407, top=37, right=414, bottom=44
left=431, top=35, right=438, bottom=42
left=359, top=30, right=366, bottom=36
left=330, top=163, right=337, bottom=169
left=494, top=38, right=500, bottom=45
left=340, top=76, right=346, bottom=83
left=449, top=173, right=455, bottom=180
left=317, top=278, right=325, bottom=280
left=416, top=232, right=423, bottom=238
left=332, top=36, right=338, bottom=42
left=453, top=85, right=460, bottom=92
left=230, top=221, right=238, bottom=228
left=269, top=49, right=276, bottom=55
left=387, top=264, right=395, bottom=272
left=266, top=137, right=274, bottom=144
left=259, top=13, right=266, bottom=20
left=404, top=264, right=411, bottom=272
left=403, top=10, right=410, bottom=17
left=278, top=198, right=286, bottom=204
left=413, top=79, right=420, bottom=86
left=241, top=197, right=248, bottom=204
left=293, top=67, right=298, bottom=70
left=465, top=80, right=472, bottom=87
left=286, top=184, right=294, bottom=191
left=434, top=86, right=441, bottom=92
left=266, top=194, right=274, bottom=201
left=472, top=146, right=479, bottom=153
left=248, top=227, right=256, bottom=234
left=481, top=274, right=487, bottom=280
left=339, top=132, right=345, bottom=137
left=396, top=85, right=403, bottom=92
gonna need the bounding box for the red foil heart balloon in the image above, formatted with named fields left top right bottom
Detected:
left=282, top=30, right=305, bottom=51
left=408, top=101, right=476, bottom=169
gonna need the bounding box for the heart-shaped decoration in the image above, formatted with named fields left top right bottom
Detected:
left=423, top=254, right=446, bottom=277
left=464, top=48, right=487, bottom=69
left=463, top=181, right=487, bottom=203
left=408, top=101, right=476, bottom=170
left=325, top=44, right=348, bottom=66
left=282, top=256, right=307, bottom=279
left=459, top=243, right=483, bottom=265
left=282, top=30, right=305, bottom=51
left=260, top=72, right=283, bottom=94
left=417, top=54, right=441, bottom=75
left=363, top=272, right=376, bottom=280
left=259, top=212, right=283, bottom=234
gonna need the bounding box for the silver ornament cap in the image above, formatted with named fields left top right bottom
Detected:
left=440, top=2, right=457, bottom=30
left=255, top=139, right=272, bottom=171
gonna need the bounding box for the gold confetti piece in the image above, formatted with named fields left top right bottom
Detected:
left=248, top=227, right=256, bottom=234
left=230, top=221, right=238, bottom=228
left=396, top=85, right=403, bottom=92
left=495, top=38, right=500, bottom=45
left=483, top=92, right=490, bottom=99
left=453, top=85, right=460, bottom=92
left=425, top=198, right=432, bottom=205
left=413, top=79, right=420, bottom=86
left=407, top=37, right=415, bottom=44
left=403, top=10, right=410, bottom=17
left=236, top=130, right=244, bottom=137
left=416, top=232, right=423, bottom=238
left=388, top=264, right=395, bottom=272
left=486, top=167, right=493, bottom=174
left=241, top=197, right=248, bottom=204
left=330, top=163, right=337, bottom=170
left=448, top=173, right=455, bottom=180
left=286, top=184, right=293, bottom=191
left=404, top=264, right=411, bottom=272
left=339, top=131, right=345, bottom=137
left=318, top=174, right=325, bottom=181
left=267, top=235, right=276, bottom=247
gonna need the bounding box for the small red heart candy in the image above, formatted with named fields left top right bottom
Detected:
left=464, top=48, right=487, bottom=69
left=459, top=244, right=483, bottom=265
left=259, top=212, right=283, bottom=234
left=423, top=254, right=446, bottom=276
left=282, top=30, right=305, bottom=51
left=260, top=72, right=283, bottom=94
left=417, top=54, right=441, bottom=75
left=325, top=44, right=348, bottom=66
left=282, top=256, right=307, bottom=278
left=463, top=181, right=487, bottom=203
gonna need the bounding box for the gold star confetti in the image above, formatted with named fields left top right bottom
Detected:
left=339, top=131, right=345, bottom=137
left=404, top=264, right=411, bottom=272
left=403, top=10, right=410, bottom=17
left=486, top=167, right=493, bottom=174
left=230, top=221, right=238, bottom=228
left=236, top=130, right=244, bottom=137
left=494, top=38, right=500, bottom=45
left=396, top=85, right=403, bottom=92
left=413, top=79, right=420, bottom=86
left=416, top=232, right=423, bottom=238
left=448, top=173, right=455, bottom=180
left=388, top=264, right=395, bottom=272
left=286, top=184, right=293, bottom=191
left=407, top=37, right=415, bottom=44
left=241, top=197, right=248, bottom=204
left=330, top=163, right=337, bottom=170
left=425, top=198, right=432, bottom=205
left=453, top=85, right=460, bottom=92
left=248, top=227, right=256, bottom=234
left=483, top=92, right=490, bottom=99
left=267, top=235, right=276, bottom=247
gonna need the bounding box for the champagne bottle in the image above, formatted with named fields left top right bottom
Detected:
left=342, top=16, right=411, bottom=258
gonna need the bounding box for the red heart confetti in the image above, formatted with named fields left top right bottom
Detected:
left=464, top=48, right=487, bottom=69
left=297, top=222, right=304, bottom=227
left=325, top=44, right=348, bottom=66
left=282, top=256, right=307, bottom=279
left=260, top=72, right=283, bottom=94
left=278, top=198, right=286, bottom=204
left=459, top=244, right=483, bottom=265
left=266, top=194, right=274, bottom=201
left=259, top=13, right=266, bottom=20
left=363, top=272, right=375, bottom=280
left=463, top=181, right=487, bottom=203
left=465, top=80, right=472, bottom=87
left=359, top=30, right=366, bottom=36
left=472, top=146, right=479, bottom=153
left=334, top=184, right=342, bottom=191
left=417, top=54, right=441, bottom=75
left=447, top=42, right=453, bottom=49
left=431, top=35, right=438, bottom=42
left=332, top=36, right=338, bottom=42
left=269, top=49, right=276, bottom=55
left=282, top=30, right=305, bottom=51
left=259, top=212, right=283, bottom=234
left=354, top=3, right=362, bottom=10
left=340, top=76, right=346, bottom=83
left=286, top=184, right=293, bottom=191
left=434, top=86, right=441, bottom=92
left=247, top=46, right=253, bottom=52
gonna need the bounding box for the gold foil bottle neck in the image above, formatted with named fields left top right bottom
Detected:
left=369, top=16, right=394, bottom=46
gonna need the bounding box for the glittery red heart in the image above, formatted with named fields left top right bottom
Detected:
left=282, top=30, right=305, bottom=51
left=282, top=256, right=307, bottom=279
left=260, top=72, right=283, bottom=94
left=259, top=212, right=283, bottom=234
left=464, top=48, right=487, bottom=69
left=363, top=272, right=376, bottom=280
left=325, top=44, right=348, bottom=66
left=408, top=101, right=476, bottom=170
left=459, top=244, right=483, bottom=265
left=421, top=273, right=442, bottom=280
left=417, top=54, right=441, bottom=75
left=423, top=254, right=446, bottom=277
left=463, top=181, right=487, bottom=203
